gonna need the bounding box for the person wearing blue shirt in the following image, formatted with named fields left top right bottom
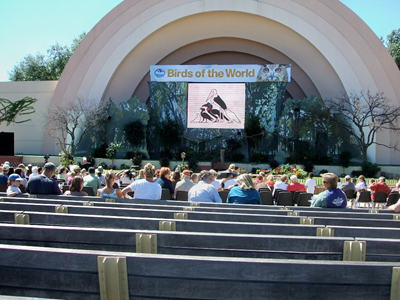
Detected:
left=188, top=171, right=222, bottom=203
left=311, top=172, right=347, bottom=208
left=227, top=174, right=262, bottom=205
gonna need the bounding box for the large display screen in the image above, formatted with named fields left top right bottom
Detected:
left=187, top=83, right=246, bottom=129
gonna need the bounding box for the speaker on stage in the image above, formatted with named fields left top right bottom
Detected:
left=0, top=132, right=14, bottom=155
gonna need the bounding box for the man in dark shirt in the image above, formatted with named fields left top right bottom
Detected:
left=26, top=162, right=62, bottom=195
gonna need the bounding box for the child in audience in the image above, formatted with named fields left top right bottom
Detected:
left=6, top=174, right=24, bottom=197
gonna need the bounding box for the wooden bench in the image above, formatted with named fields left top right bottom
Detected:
left=2, top=223, right=400, bottom=262
left=1, top=201, right=400, bottom=229
left=1, top=208, right=400, bottom=239
left=1, top=244, right=400, bottom=300
left=2, top=195, right=397, bottom=221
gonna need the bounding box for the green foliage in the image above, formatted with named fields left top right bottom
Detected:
left=269, top=159, right=279, bottom=169
left=0, top=97, right=37, bottom=125
left=131, top=152, right=144, bottom=167
left=97, top=161, right=108, bottom=169
left=226, top=153, right=245, bottom=162
left=106, top=143, right=122, bottom=161
left=250, top=151, right=268, bottom=163
left=8, top=32, right=86, bottom=81
left=271, top=163, right=308, bottom=179
left=188, top=156, right=199, bottom=173
left=360, top=162, right=381, bottom=178
left=303, top=161, right=315, bottom=173
left=124, top=121, right=146, bottom=147
left=91, top=144, right=108, bottom=158
left=59, top=149, right=76, bottom=168
left=156, top=118, right=181, bottom=151
left=120, top=163, right=131, bottom=170
left=339, top=150, right=352, bottom=168
left=159, top=156, right=170, bottom=168
left=385, top=29, right=400, bottom=69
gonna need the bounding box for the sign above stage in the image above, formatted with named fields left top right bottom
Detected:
left=150, top=64, right=291, bottom=83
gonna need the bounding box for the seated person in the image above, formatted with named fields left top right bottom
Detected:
left=122, top=163, right=161, bottom=200
left=175, top=170, right=195, bottom=193
left=287, top=175, right=306, bottom=192
left=6, top=174, right=24, bottom=197
left=265, top=175, right=275, bottom=188
left=156, top=167, right=174, bottom=197
left=255, top=176, right=271, bottom=192
left=339, top=175, right=356, bottom=191
left=188, top=171, right=222, bottom=203
left=97, top=171, right=123, bottom=199
left=273, top=175, right=289, bottom=196
left=26, top=162, right=62, bottom=195
left=227, top=174, right=261, bottom=204
left=64, top=176, right=88, bottom=196
left=311, top=172, right=347, bottom=208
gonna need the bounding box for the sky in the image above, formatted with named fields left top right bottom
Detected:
left=0, top=0, right=399, bottom=82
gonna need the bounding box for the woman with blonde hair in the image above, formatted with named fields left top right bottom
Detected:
left=122, top=163, right=161, bottom=200
left=226, top=174, right=261, bottom=204
left=97, top=170, right=123, bottom=199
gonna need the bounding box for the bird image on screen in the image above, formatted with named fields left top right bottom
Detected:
left=190, top=89, right=241, bottom=124
left=256, top=64, right=288, bottom=82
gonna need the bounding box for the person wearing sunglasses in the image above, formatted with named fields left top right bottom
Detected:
left=311, top=173, right=347, bottom=208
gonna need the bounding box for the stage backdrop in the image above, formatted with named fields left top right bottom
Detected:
left=147, top=64, right=290, bottom=161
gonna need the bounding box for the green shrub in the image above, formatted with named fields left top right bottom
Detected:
left=159, top=156, right=170, bottom=168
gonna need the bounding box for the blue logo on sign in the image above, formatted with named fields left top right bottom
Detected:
left=154, top=68, right=165, bottom=78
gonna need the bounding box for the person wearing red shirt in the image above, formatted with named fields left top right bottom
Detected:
left=287, top=175, right=306, bottom=192
left=369, top=176, right=391, bottom=200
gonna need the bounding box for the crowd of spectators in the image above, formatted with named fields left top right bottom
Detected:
left=1, top=158, right=400, bottom=212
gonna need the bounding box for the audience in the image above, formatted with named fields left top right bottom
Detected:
left=227, top=174, right=261, bottom=204
left=255, top=176, right=271, bottom=191
left=339, top=175, right=356, bottom=191
left=26, top=162, right=62, bottom=195
left=122, top=163, right=161, bottom=200
left=171, top=170, right=181, bottom=189
left=311, top=173, right=347, bottom=208
left=96, top=166, right=106, bottom=186
left=175, top=170, right=195, bottom=193
left=369, top=176, right=391, bottom=201
left=64, top=176, right=88, bottom=196
left=97, top=171, right=123, bottom=199
left=83, top=167, right=101, bottom=194
left=67, top=166, right=81, bottom=185
left=6, top=174, right=24, bottom=197
left=135, top=169, right=144, bottom=181
left=305, top=172, right=316, bottom=194
left=355, top=175, right=368, bottom=192
left=265, top=175, right=275, bottom=188
left=287, top=175, right=306, bottom=192
left=191, top=173, right=199, bottom=184
left=273, top=175, right=289, bottom=195
left=188, top=171, right=222, bottom=203
left=0, top=164, right=10, bottom=185
left=156, top=167, right=174, bottom=198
